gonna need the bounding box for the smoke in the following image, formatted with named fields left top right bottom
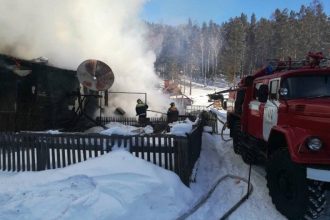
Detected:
left=0, top=0, right=172, bottom=116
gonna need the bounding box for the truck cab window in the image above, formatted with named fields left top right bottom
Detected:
left=269, top=80, right=279, bottom=100
left=254, top=83, right=263, bottom=100
left=282, top=75, right=330, bottom=99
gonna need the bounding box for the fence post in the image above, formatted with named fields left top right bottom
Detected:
left=36, top=135, right=48, bottom=171
left=174, top=137, right=190, bottom=186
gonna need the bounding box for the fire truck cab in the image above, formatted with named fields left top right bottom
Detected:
left=226, top=52, right=330, bottom=220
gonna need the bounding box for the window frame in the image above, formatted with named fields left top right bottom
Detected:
left=268, top=78, right=280, bottom=100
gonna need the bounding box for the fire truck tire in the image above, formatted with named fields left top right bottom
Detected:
left=232, top=120, right=241, bottom=154
left=266, top=149, right=326, bottom=220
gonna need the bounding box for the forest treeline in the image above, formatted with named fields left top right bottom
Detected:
left=146, top=0, right=330, bottom=84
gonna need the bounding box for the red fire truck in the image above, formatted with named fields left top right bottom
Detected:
left=226, top=52, right=330, bottom=220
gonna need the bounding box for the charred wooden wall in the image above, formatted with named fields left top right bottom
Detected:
left=0, top=54, right=80, bottom=131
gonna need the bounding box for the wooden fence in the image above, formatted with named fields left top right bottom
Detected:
left=96, top=116, right=166, bottom=126
left=96, top=115, right=197, bottom=134
left=96, top=115, right=196, bottom=126
left=0, top=132, right=193, bottom=185
left=0, top=112, right=211, bottom=185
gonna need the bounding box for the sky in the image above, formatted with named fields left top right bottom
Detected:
left=141, top=0, right=330, bottom=25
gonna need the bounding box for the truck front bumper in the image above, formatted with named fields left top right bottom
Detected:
left=307, top=167, right=330, bottom=182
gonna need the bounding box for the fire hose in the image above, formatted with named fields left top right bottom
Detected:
left=176, top=164, right=253, bottom=220
left=213, top=114, right=231, bottom=142
left=147, top=109, right=167, bottom=115
left=175, top=113, right=253, bottom=219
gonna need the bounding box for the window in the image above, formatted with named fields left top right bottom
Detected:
left=281, top=74, right=330, bottom=99
left=253, top=82, right=263, bottom=99
left=269, top=80, right=279, bottom=100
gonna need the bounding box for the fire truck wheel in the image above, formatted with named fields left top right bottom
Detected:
left=232, top=120, right=241, bottom=154
left=266, top=149, right=326, bottom=220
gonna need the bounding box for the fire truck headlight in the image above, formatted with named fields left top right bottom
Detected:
left=307, top=137, right=323, bottom=151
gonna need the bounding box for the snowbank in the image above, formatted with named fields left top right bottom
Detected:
left=0, top=150, right=192, bottom=220
left=168, top=118, right=196, bottom=136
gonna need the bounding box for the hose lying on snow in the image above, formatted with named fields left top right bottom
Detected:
left=176, top=164, right=253, bottom=220
left=213, top=114, right=231, bottom=142
left=220, top=121, right=231, bottom=142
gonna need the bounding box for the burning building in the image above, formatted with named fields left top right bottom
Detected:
left=0, top=54, right=80, bottom=131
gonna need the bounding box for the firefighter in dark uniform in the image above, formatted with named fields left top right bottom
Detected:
left=167, top=102, right=179, bottom=123
left=135, top=99, right=148, bottom=123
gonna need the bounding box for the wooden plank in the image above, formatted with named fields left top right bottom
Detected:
left=169, top=137, right=173, bottom=171
left=94, top=137, right=98, bottom=158
left=14, top=135, right=19, bottom=171
left=22, top=135, right=28, bottom=172
left=123, top=136, right=126, bottom=149
left=7, top=134, right=12, bottom=171
left=146, top=136, right=151, bottom=162
left=26, top=135, right=31, bottom=171
left=77, top=137, right=82, bottom=162
left=158, top=136, right=162, bottom=168
left=51, top=137, right=56, bottom=169
left=100, top=137, right=104, bottom=155
left=83, top=137, right=87, bottom=161
left=61, top=136, right=66, bottom=167
left=40, top=135, right=47, bottom=170
left=72, top=137, right=77, bottom=164
left=0, top=134, right=2, bottom=170
left=36, top=136, right=41, bottom=171
left=152, top=136, right=156, bottom=165
left=17, top=135, right=23, bottom=172
left=56, top=136, right=61, bottom=168
left=3, top=134, right=7, bottom=171
left=31, top=136, right=36, bottom=171
left=174, top=139, right=179, bottom=174
left=46, top=136, right=51, bottom=169
left=129, top=136, right=133, bottom=154
left=141, top=137, right=145, bottom=160
left=164, top=137, right=168, bottom=169
left=42, top=135, right=47, bottom=170
left=134, top=136, right=138, bottom=157
left=106, top=137, right=111, bottom=153
left=111, top=136, right=115, bottom=154
left=67, top=136, right=72, bottom=166
left=88, top=137, right=93, bottom=158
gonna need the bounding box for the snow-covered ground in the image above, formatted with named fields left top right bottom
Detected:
left=0, top=82, right=330, bottom=220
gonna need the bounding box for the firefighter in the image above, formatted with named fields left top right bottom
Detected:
left=135, top=99, right=148, bottom=123
left=167, top=102, right=179, bottom=123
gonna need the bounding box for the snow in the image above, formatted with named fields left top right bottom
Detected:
left=169, top=119, right=194, bottom=137
left=0, top=150, right=192, bottom=220
left=100, top=122, right=154, bottom=136
left=1, top=82, right=330, bottom=220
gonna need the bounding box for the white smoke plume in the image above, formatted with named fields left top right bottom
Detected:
left=0, top=0, right=173, bottom=117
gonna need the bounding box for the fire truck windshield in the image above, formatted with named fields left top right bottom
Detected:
left=281, top=74, right=330, bottom=99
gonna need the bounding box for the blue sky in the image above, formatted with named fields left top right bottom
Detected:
left=141, top=0, right=330, bottom=25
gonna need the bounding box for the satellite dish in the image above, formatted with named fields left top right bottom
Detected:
left=77, top=59, right=114, bottom=91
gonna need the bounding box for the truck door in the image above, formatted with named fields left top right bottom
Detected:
left=263, top=79, right=280, bottom=141
left=247, top=82, right=266, bottom=139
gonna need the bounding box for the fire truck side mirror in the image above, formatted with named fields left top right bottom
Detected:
left=258, top=84, right=269, bottom=103
left=279, top=88, right=288, bottom=97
